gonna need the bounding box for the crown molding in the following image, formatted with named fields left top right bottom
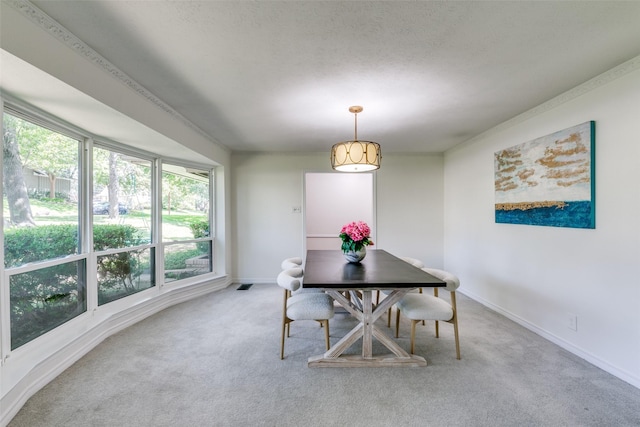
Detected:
left=452, top=54, right=640, bottom=152
left=5, top=0, right=225, bottom=149
left=517, top=55, right=640, bottom=121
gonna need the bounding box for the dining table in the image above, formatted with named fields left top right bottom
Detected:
left=302, top=249, right=445, bottom=367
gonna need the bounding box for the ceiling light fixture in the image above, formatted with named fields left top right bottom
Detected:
left=331, top=106, right=381, bottom=172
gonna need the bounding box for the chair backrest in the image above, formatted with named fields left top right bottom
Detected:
left=400, top=257, right=425, bottom=268
left=422, top=268, right=460, bottom=292
left=281, top=257, right=303, bottom=270
left=277, top=267, right=304, bottom=292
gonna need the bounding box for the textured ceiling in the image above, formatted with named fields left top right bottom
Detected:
left=21, top=1, right=640, bottom=153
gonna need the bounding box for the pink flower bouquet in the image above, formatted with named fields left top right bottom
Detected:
left=339, top=221, right=374, bottom=253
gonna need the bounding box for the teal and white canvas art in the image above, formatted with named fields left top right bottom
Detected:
left=494, top=121, right=595, bottom=229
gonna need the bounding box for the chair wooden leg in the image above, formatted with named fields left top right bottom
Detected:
left=420, top=287, right=425, bottom=325
left=395, top=308, right=401, bottom=338
left=281, top=290, right=288, bottom=359
left=323, top=319, right=330, bottom=350
left=410, top=319, right=418, bottom=354
left=452, top=317, right=460, bottom=360
left=280, top=321, right=287, bottom=359
left=451, top=292, right=460, bottom=360
left=435, top=320, right=440, bottom=338
left=377, top=291, right=391, bottom=327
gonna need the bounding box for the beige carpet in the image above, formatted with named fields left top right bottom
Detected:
left=8, top=284, right=640, bottom=426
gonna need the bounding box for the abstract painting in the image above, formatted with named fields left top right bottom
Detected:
left=494, top=121, right=595, bottom=228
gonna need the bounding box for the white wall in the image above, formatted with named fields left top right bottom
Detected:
left=231, top=152, right=444, bottom=283
left=376, top=154, right=444, bottom=267
left=443, top=61, right=640, bottom=387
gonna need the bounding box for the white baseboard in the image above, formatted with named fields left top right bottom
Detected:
left=1, top=277, right=232, bottom=427
left=459, top=288, right=640, bottom=390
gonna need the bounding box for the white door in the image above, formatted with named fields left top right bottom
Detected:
left=304, top=172, right=375, bottom=250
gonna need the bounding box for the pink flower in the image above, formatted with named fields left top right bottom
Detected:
left=339, top=221, right=374, bottom=252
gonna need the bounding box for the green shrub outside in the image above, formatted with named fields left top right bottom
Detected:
left=164, top=248, right=201, bottom=270
left=93, top=224, right=143, bottom=251
left=4, top=224, right=78, bottom=268
left=4, top=224, right=144, bottom=267
left=188, top=219, right=210, bottom=253
left=188, top=219, right=209, bottom=239
left=5, top=224, right=150, bottom=349
left=93, top=225, right=152, bottom=305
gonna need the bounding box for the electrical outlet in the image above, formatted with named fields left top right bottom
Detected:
left=567, top=313, right=577, bottom=331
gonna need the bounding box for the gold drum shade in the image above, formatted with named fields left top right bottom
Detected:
left=331, top=140, right=381, bottom=172
left=331, top=106, right=381, bottom=172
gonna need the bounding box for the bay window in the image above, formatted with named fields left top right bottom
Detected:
left=1, top=103, right=216, bottom=352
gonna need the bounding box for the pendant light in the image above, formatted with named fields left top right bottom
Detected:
left=330, top=106, right=381, bottom=172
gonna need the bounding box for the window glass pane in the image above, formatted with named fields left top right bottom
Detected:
left=161, top=165, right=209, bottom=242
left=164, top=242, right=211, bottom=283
left=98, top=248, right=155, bottom=305
left=10, top=259, right=87, bottom=349
left=2, top=113, right=79, bottom=268
left=93, top=148, right=152, bottom=248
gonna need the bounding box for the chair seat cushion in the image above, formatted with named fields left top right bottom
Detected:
left=292, top=287, right=323, bottom=294
left=397, top=293, right=453, bottom=321
left=287, top=293, right=334, bottom=320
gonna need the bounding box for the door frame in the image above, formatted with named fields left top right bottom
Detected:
left=302, top=171, right=377, bottom=253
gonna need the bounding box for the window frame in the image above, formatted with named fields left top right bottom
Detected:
left=159, top=160, right=215, bottom=285
left=2, top=106, right=87, bottom=350
left=91, top=142, right=157, bottom=304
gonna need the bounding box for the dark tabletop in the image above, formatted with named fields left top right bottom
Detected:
left=302, top=249, right=445, bottom=289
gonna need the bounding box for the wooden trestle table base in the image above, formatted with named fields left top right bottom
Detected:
left=302, top=250, right=445, bottom=368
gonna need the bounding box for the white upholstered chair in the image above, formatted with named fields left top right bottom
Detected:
left=281, top=257, right=302, bottom=270
left=400, top=257, right=426, bottom=269
left=277, top=267, right=334, bottom=359
left=395, top=268, right=461, bottom=359
left=377, top=256, right=426, bottom=326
